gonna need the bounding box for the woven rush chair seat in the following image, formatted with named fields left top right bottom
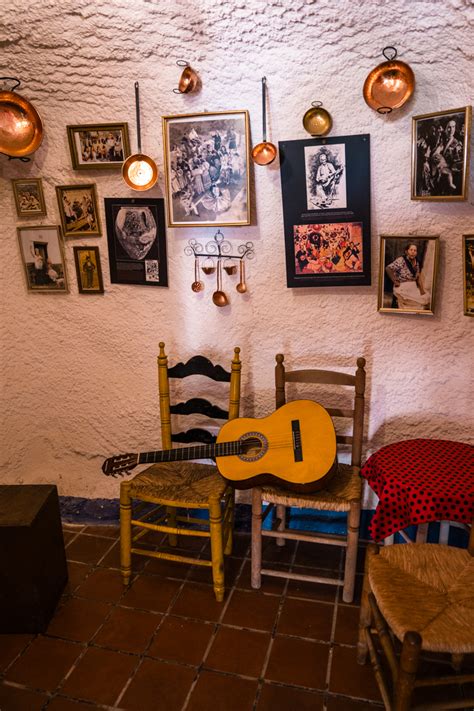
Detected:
left=261, top=462, right=362, bottom=511
left=129, top=462, right=227, bottom=506
left=369, top=544, right=474, bottom=654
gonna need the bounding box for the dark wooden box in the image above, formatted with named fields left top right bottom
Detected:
left=0, top=485, right=68, bottom=633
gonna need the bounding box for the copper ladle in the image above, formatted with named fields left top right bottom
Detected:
left=191, top=256, right=203, bottom=292
left=212, top=260, right=228, bottom=307
left=251, top=77, right=277, bottom=166
left=236, top=259, right=247, bottom=293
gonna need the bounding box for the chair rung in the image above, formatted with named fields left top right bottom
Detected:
left=262, top=529, right=347, bottom=546
left=131, top=547, right=211, bottom=566
left=131, top=519, right=210, bottom=537
left=261, top=568, right=343, bottom=585
left=411, top=700, right=474, bottom=711
left=415, top=673, right=474, bottom=687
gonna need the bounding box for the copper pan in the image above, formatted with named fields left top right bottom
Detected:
left=363, top=47, right=415, bottom=114
left=174, top=61, right=198, bottom=95
left=0, top=79, right=43, bottom=157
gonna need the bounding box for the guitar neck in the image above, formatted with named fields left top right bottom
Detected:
left=138, top=440, right=242, bottom=465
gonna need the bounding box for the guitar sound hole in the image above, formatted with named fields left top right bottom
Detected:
left=239, top=433, right=268, bottom=462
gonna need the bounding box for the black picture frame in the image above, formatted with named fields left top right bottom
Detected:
left=279, top=133, right=371, bottom=287
left=104, top=197, right=168, bottom=287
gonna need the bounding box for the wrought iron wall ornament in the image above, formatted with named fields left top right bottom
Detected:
left=184, top=230, right=254, bottom=306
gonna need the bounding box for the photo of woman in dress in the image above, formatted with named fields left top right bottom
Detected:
left=379, top=236, right=439, bottom=314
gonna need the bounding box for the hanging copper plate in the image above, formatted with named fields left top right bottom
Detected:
left=0, top=90, right=43, bottom=157
left=363, top=48, right=415, bottom=114
left=122, top=153, right=158, bottom=191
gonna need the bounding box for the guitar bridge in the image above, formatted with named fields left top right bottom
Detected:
left=291, top=420, right=303, bottom=462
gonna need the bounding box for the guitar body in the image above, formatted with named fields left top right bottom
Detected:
left=216, top=400, right=337, bottom=493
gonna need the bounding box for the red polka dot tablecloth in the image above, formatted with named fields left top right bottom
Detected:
left=361, top=439, right=474, bottom=542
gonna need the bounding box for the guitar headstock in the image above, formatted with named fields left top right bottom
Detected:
left=102, top=453, right=139, bottom=477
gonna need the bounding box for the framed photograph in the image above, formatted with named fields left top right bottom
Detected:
left=463, top=234, right=474, bottom=317
left=56, top=184, right=101, bottom=238
left=162, top=110, right=250, bottom=227
left=279, top=134, right=371, bottom=287
left=411, top=106, right=471, bottom=201
left=12, top=178, right=47, bottom=217
left=73, top=246, right=104, bottom=294
left=378, top=235, right=439, bottom=315
left=17, top=225, right=68, bottom=293
left=66, top=123, right=130, bottom=169
left=104, top=197, right=168, bottom=287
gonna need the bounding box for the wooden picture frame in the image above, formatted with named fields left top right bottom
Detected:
left=162, top=110, right=251, bottom=227
left=378, top=235, right=439, bottom=315
left=279, top=134, right=371, bottom=287
left=463, top=234, right=474, bottom=317
left=55, top=184, right=101, bottom=238
left=17, top=225, right=68, bottom=293
left=12, top=178, right=47, bottom=217
left=66, top=123, right=130, bottom=169
left=411, top=106, right=471, bottom=201
left=73, top=246, right=104, bottom=294
left=104, top=197, right=168, bottom=287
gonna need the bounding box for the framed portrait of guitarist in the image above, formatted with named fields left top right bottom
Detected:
left=279, top=133, right=371, bottom=288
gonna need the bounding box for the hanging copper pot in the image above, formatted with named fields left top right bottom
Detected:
left=0, top=78, right=43, bottom=157
left=173, top=61, right=199, bottom=95
left=302, top=101, right=332, bottom=137
left=363, top=47, right=415, bottom=114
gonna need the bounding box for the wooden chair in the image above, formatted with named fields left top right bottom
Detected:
left=251, top=354, right=366, bottom=603
left=357, top=515, right=474, bottom=710
left=120, top=342, right=241, bottom=602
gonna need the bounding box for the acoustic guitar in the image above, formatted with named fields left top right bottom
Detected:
left=102, top=399, right=337, bottom=492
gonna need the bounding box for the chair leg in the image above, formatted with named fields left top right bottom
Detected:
left=120, top=481, right=132, bottom=586
left=342, top=500, right=361, bottom=603
left=251, top=487, right=263, bottom=589
left=224, top=490, right=234, bottom=556
left=166, top=506, right=178, bottom=547
left=394, top=631, right=422, bottom=711
left=276, top=504, right=286, bottom=547
left=357, top=543, right=379, bottom=664
left=209, top=497, right=225, bottom=602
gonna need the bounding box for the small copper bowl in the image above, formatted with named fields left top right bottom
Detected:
left=302, top=101, right=332, bottom=137
left=174, top=62, right=198, bottom=95
left=0, top=90, right=43, bottom=157
left=363, top=47, right=415, bottom=114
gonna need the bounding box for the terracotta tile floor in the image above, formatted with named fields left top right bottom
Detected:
left=0, top=524, right=471, bottom=710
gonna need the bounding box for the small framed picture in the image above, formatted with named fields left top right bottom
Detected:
left=12, top=178, right=47, bottom=217
left=162, top=110, right=251, bottom=227
left=411, top=106, right=471, bottom=201
left=17, top=225, right=68, bottom=293
left=378, top=235, right=439, bottom=315
left=56, top=184, right=101, bottom=238
left=66, top=123, right=130, bottom=169
left=73, top=246, right=104, bottom=294
left=104, top=197, right=168, bottom=287
left=279, top=134, right=371, bottom=287
left=463, top=234, right=474, bottom=317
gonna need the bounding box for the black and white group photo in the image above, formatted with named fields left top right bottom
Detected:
left=413, top=107, right=470, bottom=199
left=305, top=144, right=347, bottom=210
left=164, top=112, right=250, bottom=226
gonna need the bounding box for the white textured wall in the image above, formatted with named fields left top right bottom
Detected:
left=1, top=0, right=473, bottom=501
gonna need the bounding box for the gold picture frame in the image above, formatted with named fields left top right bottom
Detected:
left=55, top=184, right=101, bottom=238
left=463, top=234, right=474, bottom=317
left=378, top=235, right=439, bottom=315
left=162, top=110, right=251, bottom=227
left=73, top=245, right=104, bottom=294
left=411, top=106, right=471, bottom=201
left=66, top=122, right=130, bottom=169
left=12, top=178, right=47, bottom=217
left=17, top=225, right=68, bottom=293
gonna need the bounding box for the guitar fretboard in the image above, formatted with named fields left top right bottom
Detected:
left=138, top=440, right=243, bottom=465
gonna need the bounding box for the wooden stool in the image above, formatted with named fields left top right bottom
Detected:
left=0, top=485, right=68, bottom=633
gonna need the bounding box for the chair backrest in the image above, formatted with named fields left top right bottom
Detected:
left=157, top=342, right=241, bottom=450
left=275, top=354, right=366, bottom=468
